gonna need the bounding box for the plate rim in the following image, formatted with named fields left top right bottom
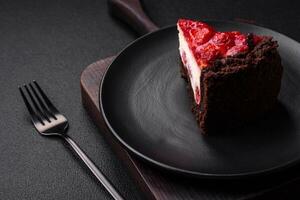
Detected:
left=100, top=20, right=300, bottom=179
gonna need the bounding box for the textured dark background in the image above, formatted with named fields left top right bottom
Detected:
left=0, top=0, right=299, bottom=199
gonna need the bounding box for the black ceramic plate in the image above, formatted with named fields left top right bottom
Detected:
left=100, top=20, right=300, bottom=178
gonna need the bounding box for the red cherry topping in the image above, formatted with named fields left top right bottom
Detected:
left=178, top=19, right=263, bottom=68
left=195, top=43, right=220, bottom=66
left=226, top=45, right=248, bottom=56
left=178, top=19, right=215, bottom=46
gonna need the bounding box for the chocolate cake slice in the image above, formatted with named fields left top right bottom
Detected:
left=177, top=19, right=283, bottom=134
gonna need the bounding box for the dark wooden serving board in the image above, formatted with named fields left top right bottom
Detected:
left=80, top=55, right=300, bottom=200
left=80, top=1, right=300, bottom=199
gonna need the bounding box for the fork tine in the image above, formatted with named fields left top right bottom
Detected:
left=19, top=86, right=44, bottom=125
left=29, top=82, right=56, bottom=120
left=24, top=84, right=50, bottom=122
left=33, top=81, right=59, bottom=117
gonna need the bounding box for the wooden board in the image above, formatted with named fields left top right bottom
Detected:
left=80, top=56, right=300, bottom=200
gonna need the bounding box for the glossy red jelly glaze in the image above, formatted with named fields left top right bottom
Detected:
left=178, top=19, right=262, bottom=67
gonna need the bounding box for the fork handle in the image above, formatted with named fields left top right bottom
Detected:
left=63, top=135, right=124, bottom=200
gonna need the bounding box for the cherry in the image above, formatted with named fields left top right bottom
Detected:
left=195, top=43, right=220, bottom=66
left=210, top=32, right=235, bottom=56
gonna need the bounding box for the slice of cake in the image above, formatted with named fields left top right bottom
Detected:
left=177, top=19, right=283, bottom=134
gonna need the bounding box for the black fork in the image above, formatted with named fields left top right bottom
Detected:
left=19, top=81, right=124, bottom=200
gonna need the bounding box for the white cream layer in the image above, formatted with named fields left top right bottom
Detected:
left=178, top=25, right=201, bottom=104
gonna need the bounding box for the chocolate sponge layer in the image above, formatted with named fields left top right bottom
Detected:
left=181, top=38, right=283, bottom=134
